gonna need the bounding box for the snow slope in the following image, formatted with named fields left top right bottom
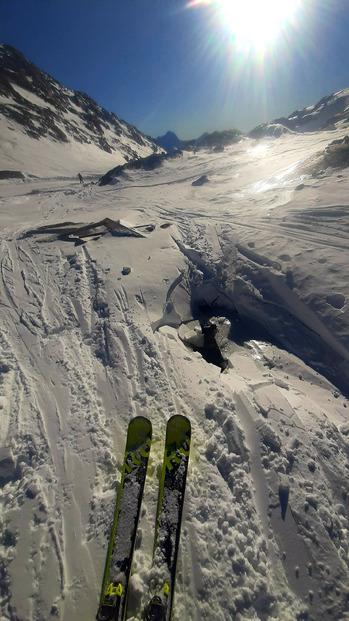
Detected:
left=1, top=124, right=349, bottom=620
left=0, top=45, right=162, bottom=178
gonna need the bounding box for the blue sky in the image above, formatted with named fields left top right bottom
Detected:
left=1, top=0, right=349, bottom=139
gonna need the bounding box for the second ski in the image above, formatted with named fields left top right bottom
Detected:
left=146, top=414, right=191, bottom=621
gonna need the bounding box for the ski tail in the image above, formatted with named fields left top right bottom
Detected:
left=146, top=414, right=191, bottom=621
left=97, top=416, right=152, bottom=621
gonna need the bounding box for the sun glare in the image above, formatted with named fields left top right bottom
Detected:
left=219, top=0, right=299, bottom=51
left=188, top=0, right=301, bottom=52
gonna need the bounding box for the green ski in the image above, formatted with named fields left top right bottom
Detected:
left=97, top=416, right=152, bottom=621
left=146, top=415, right=191, bottom=621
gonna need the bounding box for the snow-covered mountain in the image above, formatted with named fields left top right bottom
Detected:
left=250, top=88, right=349, bottom=138
left=156, top=128, right=243, bottom=153
left=0, top=45, right=162, bottom=177
left=193, top=128, right=242, bottom=149
left=157, top=89, right=349, bottom=152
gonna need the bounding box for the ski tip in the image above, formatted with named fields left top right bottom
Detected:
left=167, top=414, right=191, bottom=436
left=168, top=413, right=191, bottom=426
left=130, top=415, right=152, bottom=429
left=127, top=416, right=152, bottom=447
left=168, top=414, right=190, bottom=421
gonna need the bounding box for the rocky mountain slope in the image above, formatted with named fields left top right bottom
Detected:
left=250, top=88, right=349, bottom=138
left=0, top=45, right=162, bottom=176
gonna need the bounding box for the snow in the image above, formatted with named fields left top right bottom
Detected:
left=0, top=73, right=161, bottom=177
left=11, top=84, right=59, bottom=112
left=0, top=112, right=160, bottom=177
left=0, top=119, right=127, bottom=176
left=0, top=125, right=349, bottom=621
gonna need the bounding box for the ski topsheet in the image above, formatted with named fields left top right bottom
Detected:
left=97, top=416, right=152, bottom=621
left=146, top=415, right=191, bottom=621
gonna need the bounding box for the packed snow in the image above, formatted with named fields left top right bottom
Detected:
left=1, top=123, right=349, bottom=621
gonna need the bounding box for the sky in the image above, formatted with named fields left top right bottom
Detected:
left=1, top=0, right=349, bottom=139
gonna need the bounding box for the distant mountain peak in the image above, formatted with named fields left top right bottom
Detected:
left=155, top=131, right=185, bottom=153
left=155, top=128, right=242, bottom=154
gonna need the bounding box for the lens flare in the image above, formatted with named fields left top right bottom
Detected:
left=218, top=0, right=300, bottom=51
left=187, top=0, right=301, bottom=52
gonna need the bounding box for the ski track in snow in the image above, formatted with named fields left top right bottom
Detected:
left=1, top=130, right=349, bottom=621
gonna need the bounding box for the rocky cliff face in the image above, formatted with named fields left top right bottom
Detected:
left=0, top=44, right=162, bottom=171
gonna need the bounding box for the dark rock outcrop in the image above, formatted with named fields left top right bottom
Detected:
left=98, top=150, right=183, bottom=186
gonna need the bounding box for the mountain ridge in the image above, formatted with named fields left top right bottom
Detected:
left=249, top=88, right=349, bottom=138
left=1, top=44, right=349, bottom=175
left=0, top=44, right=162, bottom=176
left=157, top=89, right=349, bottom=151
left=155, top=128, right=242, bottom=153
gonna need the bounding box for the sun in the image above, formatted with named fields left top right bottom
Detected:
left=219, top=0, right=299, bottom=50
left=188, top=0, right=300, bottom=52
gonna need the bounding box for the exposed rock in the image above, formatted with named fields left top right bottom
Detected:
left=192, top=175, right=209, bottom=186
left=98, top=150, right=183, bottom=186
left=194, top=129, right=242, bottom=148
left=249, top=89, right=349, bottom=138
left=303, top=135, right=349, bottom=176
left=0, top=170, right=25, bottom=180
left=156, top=128, right=242, bottom=153
left=0, top=44, right=162, bottom=163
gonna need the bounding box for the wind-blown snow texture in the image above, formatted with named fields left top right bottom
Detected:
left=1, top=103, right=349, bottom=620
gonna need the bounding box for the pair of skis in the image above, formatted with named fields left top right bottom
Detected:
left=97, top=414, right=191, bottom=621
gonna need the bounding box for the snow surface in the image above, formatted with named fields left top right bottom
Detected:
left=1, top=125, right=349, bottom=621
left=0, top=118, right=127, bottom=177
